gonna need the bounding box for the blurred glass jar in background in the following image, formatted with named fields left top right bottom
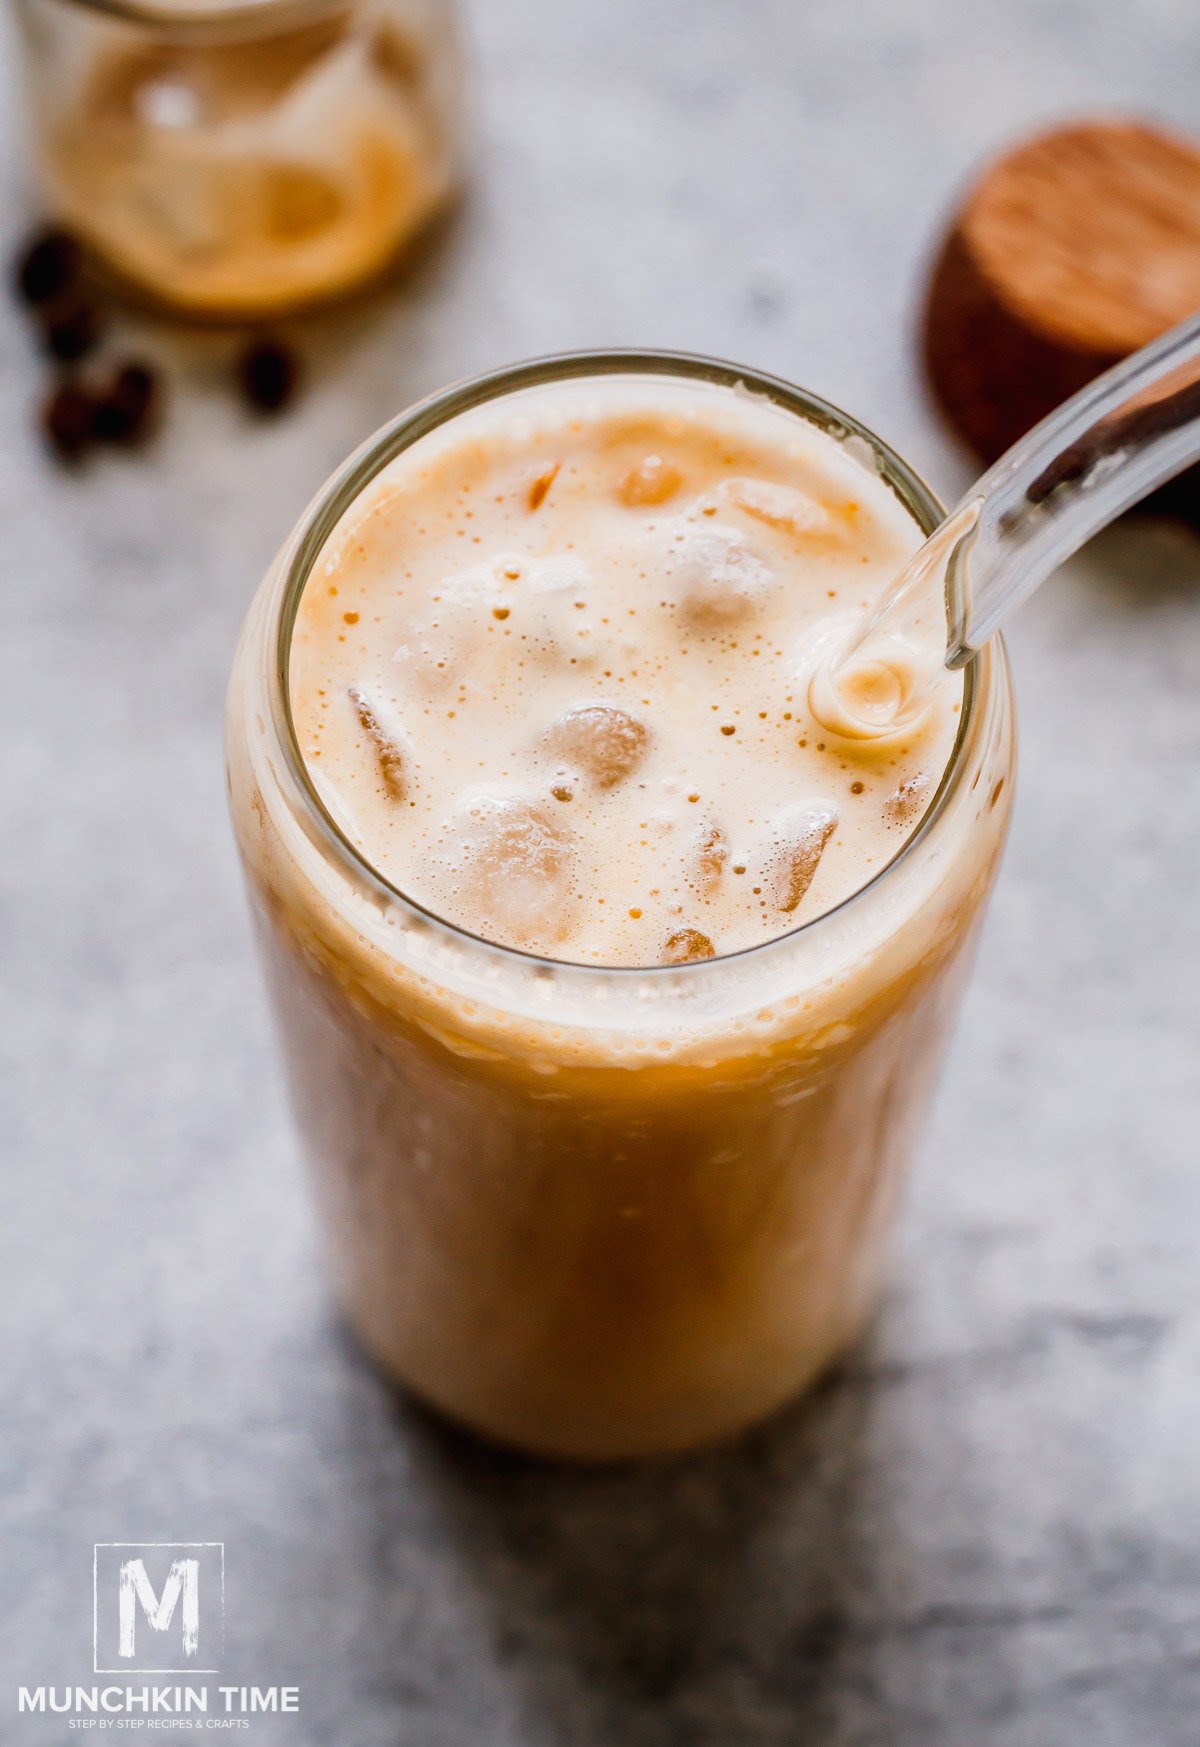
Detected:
left=13, top=0, right=466, bottom=318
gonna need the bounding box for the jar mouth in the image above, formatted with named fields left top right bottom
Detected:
left=48, top=0, right=340, bottom=36
left=268, top=348, right=987, bottom=977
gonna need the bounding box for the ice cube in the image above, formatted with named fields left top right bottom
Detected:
left=256, top=32, right=375, bottom=154
left=883, top=772, right=932, bottom=827
left=396, top=556, right=599, bottom=687
left=661, top=927, right=716, bottom=964
left=769, top=804, right=838, bottom=912
left=690, top=821, right=729, bottom=896
left=114, top=143, right=239, bottom=259
left=660, top=522, right=772, bottom=624
left=348, top=685, right=411, bottom=800
left=619, top=455, right=682, bottom=507
left=89, top=34, right=359, bottom=264
left=523, top=556, right=598, bottom=661
left=245, top=30, right=427, bottom=239
left=432, top=795, right=576, bottom=948
left=103, top=18, right=350, bottom=133
left=260, top=160, right=344, bottom=242
left=393, top=563, right=498, bottom=691
left=527, top=555, right=589, bottom=596
left=544, top=704, right=649, bottom=789
left=717, top=477, right=833, bottom=539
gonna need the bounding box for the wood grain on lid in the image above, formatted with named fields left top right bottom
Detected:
left=923, top=117, right=1200, bottom=522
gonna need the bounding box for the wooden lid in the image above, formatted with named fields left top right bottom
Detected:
left=923, top=117, right=1200, bottom=517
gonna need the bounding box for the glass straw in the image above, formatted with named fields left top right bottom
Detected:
left=813, top=311, right=1200, bottom=737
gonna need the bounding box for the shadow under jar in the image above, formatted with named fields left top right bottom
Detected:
left=225, top=352, right=1016, bottom=1461
left=14, top=0, right=465, bottom=318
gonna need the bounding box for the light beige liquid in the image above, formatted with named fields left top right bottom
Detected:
left=291, top=379, right=962, bottom=965
left=228, top=367, right=1015, bottom=1459
left=30, top=1, right=461, bottom=317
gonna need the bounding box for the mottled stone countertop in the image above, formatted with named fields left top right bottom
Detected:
left=2, top=2, right=1198, bottom=1742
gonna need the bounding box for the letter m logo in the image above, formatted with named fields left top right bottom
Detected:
left=119, top=1557, right=199, bottom=1659
left=94, top=1544, right=224, bottom=1673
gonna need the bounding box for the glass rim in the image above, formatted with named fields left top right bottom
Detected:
left=43, top=0, right=339, bottom=33
left=266, top=347, right=994, bottom=979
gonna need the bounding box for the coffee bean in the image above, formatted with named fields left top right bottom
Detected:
left=94, top=363, right=160, bottom=445
left=42, top=298, right=103, bottom=363
left=237, top=338, right=299, bottom=414
left=42, top=383, right=97, bottom=460
left=15, top=228, right=82, bottom=307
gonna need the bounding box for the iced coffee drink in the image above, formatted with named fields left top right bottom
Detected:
left=17, top=0, right=464, bottom=317
left=227, top=354, right=1015, bottom=1458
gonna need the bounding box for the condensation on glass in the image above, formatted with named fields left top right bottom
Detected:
left=14, top=0, right=466, bottom=317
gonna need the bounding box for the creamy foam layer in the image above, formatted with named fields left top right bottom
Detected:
left=290, top=377, right=961, bottom=966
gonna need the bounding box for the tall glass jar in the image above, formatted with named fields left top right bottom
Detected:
left=226, top=352, right=1017, bottom=1461
left=13, top=0, right=466, bottom=318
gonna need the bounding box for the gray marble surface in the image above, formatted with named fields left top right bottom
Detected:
left=2, top=2, right=1199, bottom=1743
